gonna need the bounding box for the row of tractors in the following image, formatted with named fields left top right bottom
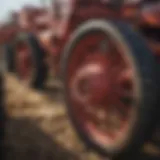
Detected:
left=0, top=0, right=160, bottom=159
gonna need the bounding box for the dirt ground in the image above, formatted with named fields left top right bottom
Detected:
left=4, top=74, right=160, bottom=160
left=4, top=74, right=101, bottom=160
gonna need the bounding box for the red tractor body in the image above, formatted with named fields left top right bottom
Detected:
left=14, top=0, right=160, bottom=74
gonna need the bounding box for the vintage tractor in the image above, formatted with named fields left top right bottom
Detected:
left=4, top=0, right=160, bottom=159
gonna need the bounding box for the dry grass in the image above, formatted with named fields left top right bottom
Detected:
left=4, top=74, right=100, bottom=160
left=4, top=74, right=160, bottom=160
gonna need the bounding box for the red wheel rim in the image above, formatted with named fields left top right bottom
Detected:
left=66, top=31, right=139, bottom=148
left=15, top=41, right=33, bottom=82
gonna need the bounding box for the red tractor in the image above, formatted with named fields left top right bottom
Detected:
left=4, top=0, right=131, bottom=88
left=2, top=0, right=160, bottom=159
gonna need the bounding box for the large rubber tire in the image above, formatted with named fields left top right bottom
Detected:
left=13, top=32, right=48, bottom=89
left=61, top=20, right=158, bottom=159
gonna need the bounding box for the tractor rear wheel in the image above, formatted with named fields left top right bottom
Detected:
left=61, top=20, right=158, bottom=159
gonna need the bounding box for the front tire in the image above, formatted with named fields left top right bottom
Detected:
left=61, top=20, right=158, bottom=159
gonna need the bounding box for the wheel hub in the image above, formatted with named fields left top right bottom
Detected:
left=71, top=60, right=110, bottom=104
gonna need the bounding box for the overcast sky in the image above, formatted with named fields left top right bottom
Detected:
left=0, top=0, right=42, bottom=21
